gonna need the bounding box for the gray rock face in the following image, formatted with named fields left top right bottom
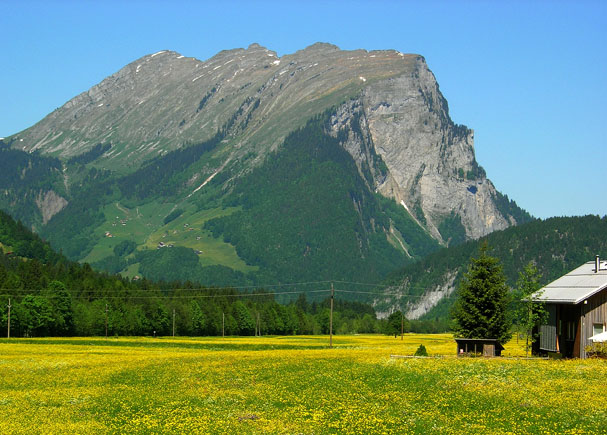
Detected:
left=360, top=59, right=512, bottom=240
left=10, top=43, right=522, bottom=242
left=326, top=57, right=513, bottom=241
left=374, top=270, right=457, bottom=320
left=35, top=190, right=68, bottom=224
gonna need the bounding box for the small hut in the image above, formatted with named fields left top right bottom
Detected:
left=455, top=338, right=504, bottom=357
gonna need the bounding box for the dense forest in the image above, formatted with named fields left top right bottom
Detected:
left=377, top=214, right=607, bottom=323
left=0, top=210, right=400, bottom=337
left=204, top=113, right=439, bottom=285
left=0, top=140, right=65, bottom=229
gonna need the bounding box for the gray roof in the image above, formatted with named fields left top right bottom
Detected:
left=532, top=260, right=607, bottom=304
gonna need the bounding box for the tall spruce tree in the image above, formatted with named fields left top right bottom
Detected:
left=451, top=243, right=512, bottom=345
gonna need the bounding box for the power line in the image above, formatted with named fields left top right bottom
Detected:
left=0, top=281, right=449, bottom=295
left=0, top=278, right=460, bottom=302
left=0, top=289, right=332, bottom=301
left=334, top=289, right=458, bottom=299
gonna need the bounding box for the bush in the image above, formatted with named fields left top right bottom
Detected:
left=414, top=344, right=428, bottom=357
left=163, top=208, right=184, bottom=225
left=585, top=342, right=607, bottom=359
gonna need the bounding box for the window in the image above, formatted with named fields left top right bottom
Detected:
left=593, top=323, right=605, bottom=337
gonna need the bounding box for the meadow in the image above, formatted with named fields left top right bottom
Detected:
left=0, top=334, right=605, bottom=434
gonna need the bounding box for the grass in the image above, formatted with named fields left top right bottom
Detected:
left=142, top=205, right=257, bottom=273
left=81, top=202, right=256, bottom=273
left=0, top=241, right=12, bottom=254
left=0, top=334, right=605, bottom=434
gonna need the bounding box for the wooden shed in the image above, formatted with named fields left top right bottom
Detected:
left=532, top=256, right=607, bottom=359
left=455, top=338, right=504, bottom=357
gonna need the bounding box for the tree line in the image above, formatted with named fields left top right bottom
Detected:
left=1, top=209, right=412, bottom=337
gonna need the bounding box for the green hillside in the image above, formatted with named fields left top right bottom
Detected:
left=375, top=215, right=607, bottom=325
left=0, top=209, right=385, bottom=337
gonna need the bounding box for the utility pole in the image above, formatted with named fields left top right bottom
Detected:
left=401, top=312, right=404, bottom=340
left=257, top=312, right=261, bottom=337
left=105, top=303, right=108, bottom=339
left=7, top=298, right=11, bottom=339
left=222, top=312, right=225, bottom=337
left=172, top=308, right=176, bottom=337
left=329, top=283, right=334, bottom=348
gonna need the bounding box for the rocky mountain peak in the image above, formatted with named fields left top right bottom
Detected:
left=301, top=42, right=341, bottom=53
left=8, top=43, right=529, bottom=245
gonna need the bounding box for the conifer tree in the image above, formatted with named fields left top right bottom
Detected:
left=451, top=243, right=512, bottom=345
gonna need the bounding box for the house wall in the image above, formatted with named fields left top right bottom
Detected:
left=580, top=288, right=607, bottom=359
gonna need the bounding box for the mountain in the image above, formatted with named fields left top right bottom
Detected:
left=1, top=43, right=530, bottom=288
left=374, top=215, right=607, bottom=322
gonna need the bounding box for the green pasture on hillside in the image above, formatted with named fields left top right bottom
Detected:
left=81, top=202, right=255, bottom=274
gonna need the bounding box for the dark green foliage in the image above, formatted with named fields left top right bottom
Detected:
left=379, top=196, right=440, bottom=257
left=414, top=344, right=428, bottom=356
left=412, top=200, right=427, bottom=226
left=44, top=280, right=74, bottom=335
left=466, top=160, right=486, bottom=181
left=205, top=113, right=438, bottom=286
left=13, top=295, right=55, bottom=337
left=232, top=300, right=255, bottom=335
left=385, top=310, right=408, bottom=336
left=67, top=143, right=111, bottom=165
left=117, top=136, right=221, bottom=200
left=0, top=209, right=385, bottom=337
left=493, top=190, right=533, bottom=225
left=196, top=87, right=216, bottom=112
left=91, top=255, right=127, bottom=274
left=0, top=141, right=65, bottom=228
left=163, top=208, right=184, bottom=225
left=134, top=248, right=251, bottom=287
left=0, top=210, right=61, bottom=263
left=409, top=318, right=450, bottom=333
left=438, top=212, right=467, bottom=246
left=136, top=247, right=201, bottom=282
left=451, top=244, right=512, bottom=345
left=42, top=189, right=107, bottom=259
left=512, top=263, right=548, bottom=356
left=113, top=240, right=136, bottom=257
left=40, top=166, right=115, bottom=259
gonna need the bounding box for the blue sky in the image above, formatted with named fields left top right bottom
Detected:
left=1, top=0, right=605, bottom=219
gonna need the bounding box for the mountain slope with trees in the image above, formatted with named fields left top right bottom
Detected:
left=375, top=215, right=607, bottom=327
left=0, top=210, right=390, bottom=337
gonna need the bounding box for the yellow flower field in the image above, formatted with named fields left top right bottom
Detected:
left=0, top=334, right=605, bottom=434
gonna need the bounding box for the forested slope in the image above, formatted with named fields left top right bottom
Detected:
left=376, top=215, right=607, bottom=326
left=0, top=210, right=386, bottom=337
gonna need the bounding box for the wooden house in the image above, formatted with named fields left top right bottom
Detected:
left=532, top=256, right=607, bottom=358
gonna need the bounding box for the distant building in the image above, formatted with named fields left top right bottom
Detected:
left=532, top=256, right=607, bottom=358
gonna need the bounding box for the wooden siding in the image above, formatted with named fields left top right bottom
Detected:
left=540, top=305, right=557, bottom=352
left=538, top=287, right=607, bottom=358
left=579, top=287, right=607, bottom=358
